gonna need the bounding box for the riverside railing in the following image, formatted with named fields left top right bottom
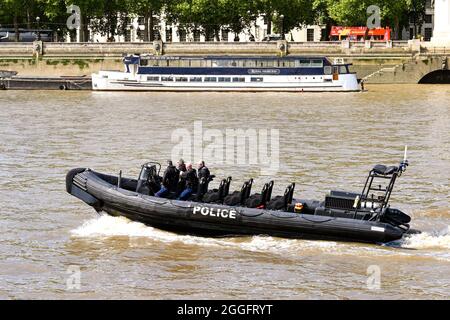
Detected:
left=0, top=40, right=423, bottom=59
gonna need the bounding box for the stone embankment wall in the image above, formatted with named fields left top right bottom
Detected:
left=0, top=40, right=448, bottom=83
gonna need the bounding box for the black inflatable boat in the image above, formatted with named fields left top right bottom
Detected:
left=66, top=153, right=417, bottom=244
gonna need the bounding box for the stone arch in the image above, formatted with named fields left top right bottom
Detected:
left=418, top=69, right=450, bottom=84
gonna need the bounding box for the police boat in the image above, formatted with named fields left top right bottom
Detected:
left=66, top=150, right=417, bottom=244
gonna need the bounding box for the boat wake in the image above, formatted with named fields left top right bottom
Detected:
left=71, top=215, right=450, bottom=261
left=394, top=226, right=450, bottom=250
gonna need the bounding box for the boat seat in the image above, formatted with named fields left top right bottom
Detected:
left=223, top=177, right=232, bottom=197
left=267, top=183, right=295, bottom=211
left=224, top=179, right=253, bottom=206
left=203, top=179, right=226, bottom=204
left=245, top=181, right=274, bottom=209
left=373, top=165, right=398, bottom=176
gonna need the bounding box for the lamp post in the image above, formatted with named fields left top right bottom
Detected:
left=279, top=14, right=284, bottom=40
left=36, top=16, right=41, bottom=41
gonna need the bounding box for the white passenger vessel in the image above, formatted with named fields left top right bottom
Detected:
left=92, top=55, right=360, bottom=92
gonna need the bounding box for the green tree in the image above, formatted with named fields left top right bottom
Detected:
left=126, top=0, right=165, bottom=42
left=2, top=0, right=31, bottom=41
left=323, top=0, right=421, bottom=40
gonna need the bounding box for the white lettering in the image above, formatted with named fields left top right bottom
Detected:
left=191, top=207, right=237, bottom=220
left=193, top=206, right=201, bottom=214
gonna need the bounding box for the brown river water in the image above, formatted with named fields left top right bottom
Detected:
left=0, top=84, right=449, bottom=299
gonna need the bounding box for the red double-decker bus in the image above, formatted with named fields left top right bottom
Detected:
left=330, top=26, right=391, bottom=41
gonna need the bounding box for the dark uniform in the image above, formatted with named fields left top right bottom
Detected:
left=198, top=166, right=210, bottom=180
left=177, top=168, right=198, bottom=200
left=156, top=163, right=178, bottom=198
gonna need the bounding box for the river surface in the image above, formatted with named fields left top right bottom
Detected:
left=0, top=84, right=449, bottom=299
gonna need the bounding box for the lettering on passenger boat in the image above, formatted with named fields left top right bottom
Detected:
left=193, top=206, right=237, bottom=220
left=248, top=69, right=280, bottom=75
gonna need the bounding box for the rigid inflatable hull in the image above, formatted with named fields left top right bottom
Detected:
left=66, top=169, right=405, bottom=244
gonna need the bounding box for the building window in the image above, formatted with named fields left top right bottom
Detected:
left=205, top=29, right=214, bottom=41
left=153, top=29, right=160, bottom=40
left=307, top=28, right=315, bottom=42
left=125, top=29, right=131, bottom=42
left=424, top=28, right=433, bottom=41
left=409, top=27, right=414, bottom=40
left=221, top=29, right=229, bottom=42
left=193, top=30, right=201, bottom=42
left=179, top=29, right=187, bottom=42
left=424, top=14, right=432, bottom=24
left=166, top=28, right=172, bottom=42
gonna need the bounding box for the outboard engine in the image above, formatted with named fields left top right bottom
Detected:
left=136, top=162, right=162, bottom=196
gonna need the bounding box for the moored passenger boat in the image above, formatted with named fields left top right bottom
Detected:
left=92, top=55, right=360, bottom=92
left=66, top=150, right=418, bottom=244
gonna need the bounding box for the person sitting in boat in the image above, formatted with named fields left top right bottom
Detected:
left=197, top=161, right=210, bottom=180
left=177, top=159, right=187, bottom=173
left=155, top=160, right=179, bottom=198
left=177, top=163, right=198, bottom=201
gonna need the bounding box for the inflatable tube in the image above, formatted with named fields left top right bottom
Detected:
left=66, top=168, right=410, bottom=244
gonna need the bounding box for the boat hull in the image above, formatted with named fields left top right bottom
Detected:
left=91, top=72, right=360, bottom=92
left=67, top=168, right=406, bottom=244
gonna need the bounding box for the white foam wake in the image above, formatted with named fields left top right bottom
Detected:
left=71, top=215, right=450, bottom=261
left=400, top=226, right=450, bottom=250
left=70, top=215, right=340, bottom=254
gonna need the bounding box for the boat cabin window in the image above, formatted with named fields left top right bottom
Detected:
left=140, top=59, right=149, bottom=66
left=161, top=76, right=174, bottom=82
left=205, top=77, right=217, bottom=82
left=294, top=59, right=324, bottom=68
left=176, top=77, right=188, bottom=82
left=190, top=59, right=204, bottom=67
left=218, top=77, right=231, bottom=82
left=251, top=77, right=264, bottom=82
left=339, top=65, right=348, bottom=74
left=324, top=66, right=332, bottom=75
left=233, top=77, right=245, bottom=82
left=147, top=76, right=160, bottom=81
left=190, top=77, right=203, bottom=82
left=311, top=59, right=324, bottom=67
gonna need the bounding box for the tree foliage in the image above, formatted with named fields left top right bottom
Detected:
left=0, top=0, right=428, bottom=41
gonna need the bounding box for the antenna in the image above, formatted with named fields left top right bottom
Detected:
left=400, top=145, right=409, bottom=174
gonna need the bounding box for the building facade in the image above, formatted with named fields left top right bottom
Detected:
left=81, top=14, right=324, bottom=43
left=402, top=0, right=434, bottom=41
